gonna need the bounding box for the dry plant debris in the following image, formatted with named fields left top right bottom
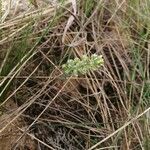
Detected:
left=0, top=0, right=149, bottom=150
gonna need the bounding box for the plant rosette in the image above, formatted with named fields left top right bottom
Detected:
left=62, top=54, right=104, bottom=77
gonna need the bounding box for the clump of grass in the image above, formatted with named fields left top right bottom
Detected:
left=0, top=0, right=149, bottom=150
left=0, top=0, right=2, bottom=18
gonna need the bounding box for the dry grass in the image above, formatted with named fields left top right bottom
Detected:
left=0, top=0, right=149, bottom=149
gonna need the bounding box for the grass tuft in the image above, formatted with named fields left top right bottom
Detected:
left=0, top=0, right=149, bottom=149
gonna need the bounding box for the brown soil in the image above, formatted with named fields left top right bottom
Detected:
left=0, top=101, right=36, bottom=150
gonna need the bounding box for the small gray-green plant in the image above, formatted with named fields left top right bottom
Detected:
left=62, top=54, right=104, bottom=76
